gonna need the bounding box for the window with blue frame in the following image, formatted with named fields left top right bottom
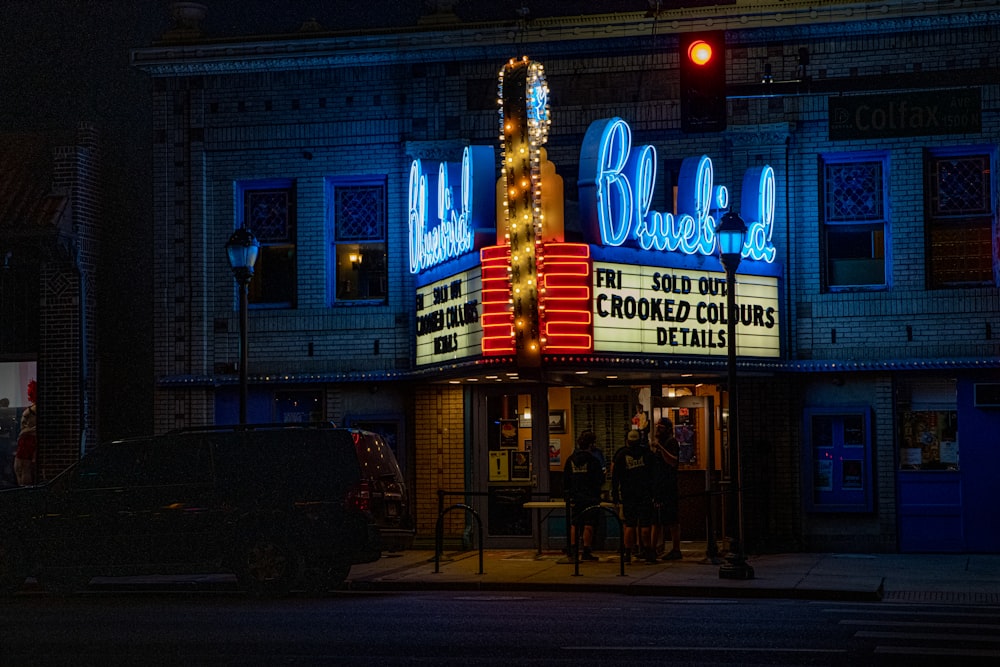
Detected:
left=235, top=179, right=297, bottom=308
left=897, top=379, right=959, bottom=471
left=925, top=147, right=995, bottom=288
left=821, top=154, right=889, bottom=290
left=327, top=176, right=387, bottom=304
left=803, top=407, right=873, bottom=512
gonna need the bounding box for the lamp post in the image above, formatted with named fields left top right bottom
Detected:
left=225, top=225, right=259, bottom=425
left=716, top=211, right=754, bottom=580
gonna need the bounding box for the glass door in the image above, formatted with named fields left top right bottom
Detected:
left=471, top=387, right=548, bottom=548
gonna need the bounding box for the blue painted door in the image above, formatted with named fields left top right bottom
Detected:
left=898, top=379, right=1000, bottom=553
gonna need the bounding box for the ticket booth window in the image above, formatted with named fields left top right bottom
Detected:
left=802, top=407, right=873, bottom=512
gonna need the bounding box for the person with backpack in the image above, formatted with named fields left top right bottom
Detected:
left=563, top=429, right=605, bottom=561
left=611, top=429, right=658, bottom=563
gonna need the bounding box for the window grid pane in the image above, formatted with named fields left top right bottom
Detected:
left=931, top=155, right=990, bottom=217
left=824, top=161, right=884, bottom=223
left=335, top=186, right=385, bottom=241
left=246, top=190, right=292, bottom=242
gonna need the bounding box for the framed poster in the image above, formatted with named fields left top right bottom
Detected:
left=489, top=450, right=509, bottom=481
left=548, top=438, right=561, bottom=465
left=548, top=410, right=566, bottom=433
left=500, top=419, right=518, bottom=449
left=510, top=450, right=531, bottom=481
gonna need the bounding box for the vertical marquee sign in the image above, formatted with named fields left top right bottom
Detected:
left=495, top=57, right=551, bottom=367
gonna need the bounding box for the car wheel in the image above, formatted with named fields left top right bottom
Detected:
left=0, top=537, right=27, bottom=596
left=235, top=534, right=299, bottom=597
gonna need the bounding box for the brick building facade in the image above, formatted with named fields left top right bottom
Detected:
left=0, top=122, right=100, bottom=482
left=132, top=1, right=1000, bottom=553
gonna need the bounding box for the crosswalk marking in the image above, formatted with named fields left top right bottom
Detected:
left=822, top=601, right=1000, bottom=660
left=874, top=646, right=1000, bottom=658
left=854, top=630, right=1000, bottom=642
left=839, top=618, right=1000, bottom=631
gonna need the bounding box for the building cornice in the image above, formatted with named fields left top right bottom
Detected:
left=131, top=1, right=1000, bottom=76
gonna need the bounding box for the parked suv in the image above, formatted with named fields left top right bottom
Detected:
left=0, top=424, right=414, bottom=596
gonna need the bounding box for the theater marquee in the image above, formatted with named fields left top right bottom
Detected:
left=592, top=262, right=780, bottom=358
left=415, top=268, right=483, bottom=366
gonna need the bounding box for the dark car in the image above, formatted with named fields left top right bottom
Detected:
left=0, top=424, right=414, bottom=596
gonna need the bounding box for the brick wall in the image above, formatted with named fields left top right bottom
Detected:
left=413, top=385, right=467, bottom=543
left=37, top=122, right=100, bottom=479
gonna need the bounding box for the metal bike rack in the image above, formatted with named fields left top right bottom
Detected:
left=434, top=504, right=485, bottom=575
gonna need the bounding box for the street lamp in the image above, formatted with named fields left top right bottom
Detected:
left=716, top=211, right=754, bottom=580
left=225, top=225, right=259, bottom=425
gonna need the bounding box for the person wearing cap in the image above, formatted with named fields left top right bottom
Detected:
left=611, top=428, right=657, bottom=563
left=563, top=429, right=604, bottom=562
left=651, top=417, right=683, bottom=561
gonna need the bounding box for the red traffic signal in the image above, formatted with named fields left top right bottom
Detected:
left=687, top=39, right=715, bottom=67
left=679, top=32, right=726, bottom=132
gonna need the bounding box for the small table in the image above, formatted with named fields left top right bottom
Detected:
left=522, top=500, right=568, bottom=557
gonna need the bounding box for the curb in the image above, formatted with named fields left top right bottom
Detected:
left=344, top=577, right=886, bottom=602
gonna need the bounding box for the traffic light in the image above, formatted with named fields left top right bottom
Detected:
left=679, top=31, right=726, bottom=132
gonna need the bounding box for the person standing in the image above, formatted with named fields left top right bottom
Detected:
left=651, top=417, right=682, bottom=561
left=631, top=404, right=649, bottom=441
left=611, top=429, right=657, bottom=563
left=564, top=429, right=605, bottom=561
left=14, top=380, right=37, bottom=486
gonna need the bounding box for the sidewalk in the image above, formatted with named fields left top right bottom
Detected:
left=345, top=543, right=1000, bottom=604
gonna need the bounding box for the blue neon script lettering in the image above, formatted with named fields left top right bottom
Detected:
left=409, top=146, right=494, bottom=274
left=740, top=165, right=776, bottom=262
left=578, top=117, right=777, bottom=263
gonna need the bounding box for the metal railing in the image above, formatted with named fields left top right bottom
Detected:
left=432, top=486, right=731, bottom=574
left=565, top=501, right=627, bottom=577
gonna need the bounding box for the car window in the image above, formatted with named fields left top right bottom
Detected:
left=357, top=433, right=403, bottom=480
left=132, top=436, right=214, bottom=486
left=71, top=441, right=145, bottom=489
left=241, top=430, right=361, bottom=501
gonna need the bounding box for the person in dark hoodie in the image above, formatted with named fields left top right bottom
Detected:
left=651, top=417, right=683, bottom=561
left=564, top=429, right=605, bottom=561
left=611, top=429, right=658, bottom=563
